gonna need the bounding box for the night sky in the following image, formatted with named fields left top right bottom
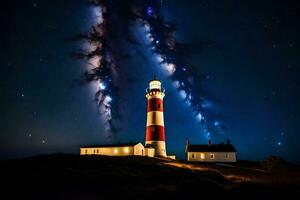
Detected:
left=1, top=0, right=299, bottom=163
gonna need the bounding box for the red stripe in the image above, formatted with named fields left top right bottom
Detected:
left=146, top=125, right=165, bottom=141
left=147, top=98, right=163, bottom=112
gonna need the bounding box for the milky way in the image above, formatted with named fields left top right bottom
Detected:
left=74, top=0, right=226, bottom=140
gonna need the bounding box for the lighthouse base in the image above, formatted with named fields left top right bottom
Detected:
left=145, top=141, right=167, bottom=157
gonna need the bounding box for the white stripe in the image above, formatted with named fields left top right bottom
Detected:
left=146, top=111, right=164, bottom=126
left=145, top=141, right=166, bottom=157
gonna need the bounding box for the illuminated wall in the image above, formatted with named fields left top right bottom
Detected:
left=80, top=143, right=155, bottom=157
left=80, top=146, right=134, bottom=156
left=187, top=152, right=236, bottom=162
left=145, top=147, right=155, bottom=157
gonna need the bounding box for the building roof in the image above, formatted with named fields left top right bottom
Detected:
left=81, top=142, right=140, bottom=148
left=187, top=144, right=237, bottom=152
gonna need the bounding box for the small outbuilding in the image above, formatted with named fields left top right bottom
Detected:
left=186, top=140, right=237, bottom=162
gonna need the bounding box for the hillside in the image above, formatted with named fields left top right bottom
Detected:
left=1, top=154, right=299, bottom=199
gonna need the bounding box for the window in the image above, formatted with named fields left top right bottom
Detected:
left=97, top=149, right=99, bottom=153
left=225, top=153, right=229, bottom=159
left=124, top=147, right=129, bottom=153
left=93, top=149, right=96, bottom=154
left=85, top=149, right=87, bottom=154
left=192, top=153, right=196, bottom=159
left=210, top=153, right=214, bottom=159
left=150, top=80, right=161, bottom=90
left=152, top=126, right=155, bottom=132
left=113, top=149, right=118, bottom=154
left=200, top=153, right=205, bottom=159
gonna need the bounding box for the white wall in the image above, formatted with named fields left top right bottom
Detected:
left=167, top=155, right=176, bottom=160
left=145, top=141, right=166, bottom=157
left=145, top=148, right=155, bottom=157
left=133, top=143, right=145, bottom=156
left=187, top=152, right=236, bottom=162
left=80, top=146, right=134, bottom=156
left=80, top=143, right=160, bottom=158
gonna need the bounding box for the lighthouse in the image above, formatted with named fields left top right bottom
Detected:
left=145, top=77, right=167, bottom=157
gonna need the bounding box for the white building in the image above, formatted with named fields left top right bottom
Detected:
left=186, top=141, right=237, bottom=162
left=80, top=142, right=155, bottom=157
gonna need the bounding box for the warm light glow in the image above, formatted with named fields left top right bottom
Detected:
left=113, top=149, right=118, bottom=154
left=149, top=80, right=161, bottom=90
left=124, top=147, right=129, bottom=153
left=200, top=153, right=205, bottom=159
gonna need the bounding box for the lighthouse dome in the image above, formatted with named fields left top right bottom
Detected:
left=149, top=80, right=161, bottom=90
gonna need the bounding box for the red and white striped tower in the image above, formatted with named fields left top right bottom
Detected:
left=145, top=77, right=167, bottom=157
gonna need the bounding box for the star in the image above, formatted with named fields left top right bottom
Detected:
left=21, top=93, right=25, bottom=97
left=289, top=43, right=294, bottom=48
left=277, top=141, right=282, bottom=146
left=272, top=43, right=278, bottom=48
left=42, top=140, right=46, bottom=144
left=28, top=134, right=32, bottom=137
left=33, top=2, right=37, bottom=7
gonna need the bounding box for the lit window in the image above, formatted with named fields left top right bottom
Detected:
left=149, top=80, right=161, bottom=90
left=85, top=149, right=87, bottom=154
left=200, top=153, right=205, bottom=159
left=114, top=149, right=118, bottom=154
left=97, top=149, right=99, bottom=153
left=210, top=153, right=214, bottom=159
left=192, top=153, right=196, bottom=159
left=124, top=147, right=129, bottom=153
left=93, top=149, right=96, bottom=154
